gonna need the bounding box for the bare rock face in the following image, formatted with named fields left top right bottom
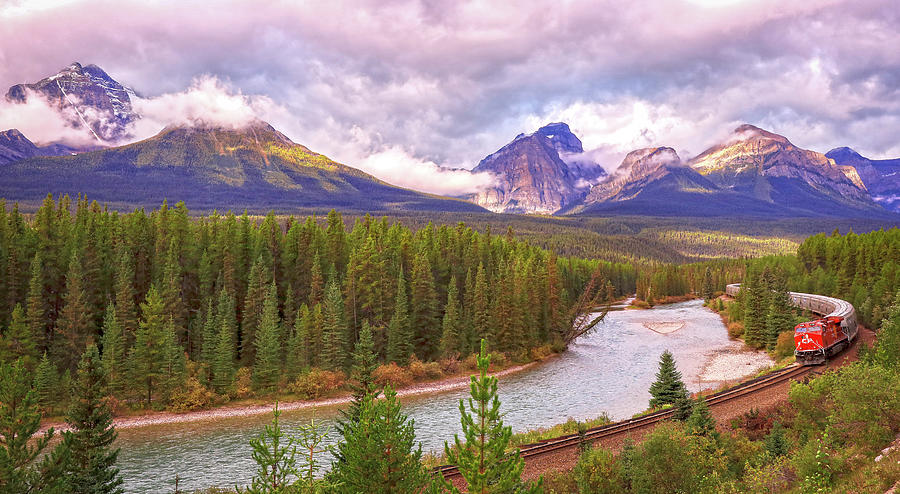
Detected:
left=688, top=124, right=877, bottom=210
left=826, top=147, right=900, bottom=212
left=6, top=62, right=137, bottom=143
left=586, top=147, right=688, bottom=202
left=470, top=123, right=600, bottom=214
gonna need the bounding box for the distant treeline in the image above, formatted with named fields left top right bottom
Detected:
left=0, top=195, right=636, bottom=410
left=636, top=228, right=900, bottom=330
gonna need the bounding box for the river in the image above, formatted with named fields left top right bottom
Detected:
left=114, top=299, right=770, bottom=493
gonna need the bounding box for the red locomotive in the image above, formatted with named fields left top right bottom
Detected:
left=725, top=284, right=857, bottom=366
left=794, top=316, right=853, bottom=365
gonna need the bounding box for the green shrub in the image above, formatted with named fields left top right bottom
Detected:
left=573, top=447, right=625, bottom=494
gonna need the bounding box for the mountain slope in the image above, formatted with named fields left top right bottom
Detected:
left=0, top=122, right=486, bottom=213
left=687, top=124, right=881, bottom=216
left=469, top=122, right=601, bottom=214
left=825, top=147, right=900, bottom=212
left=567, top=147, right=787, bottom=217
left=0, top=129, right=91, bottom=165
left=6, top=62, right=136, bottom=142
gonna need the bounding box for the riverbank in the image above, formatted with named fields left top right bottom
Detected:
left=42, top=356, right=552, bottom=433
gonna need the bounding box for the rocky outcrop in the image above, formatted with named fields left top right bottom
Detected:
left=826, top=147, right=900, bottom=212
left=0, top=129, right=41, bottom=165
left=470, top=123, right=602, bottom=214
left=6, top=62, right=137, bottom=142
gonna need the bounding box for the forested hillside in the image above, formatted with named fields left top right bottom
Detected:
left=0, top=195, right=635, bottom=411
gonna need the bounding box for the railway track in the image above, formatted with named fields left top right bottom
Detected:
left=435, top=363, right=813, bottom=480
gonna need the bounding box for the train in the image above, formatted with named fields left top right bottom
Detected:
left=724, top=284, right=858, bottom=365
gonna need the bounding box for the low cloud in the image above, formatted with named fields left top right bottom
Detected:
left=354, top=145, right=496, bottom=196
left=0, top=89, right=98, bottom=146
left=128, top=76, right=276, bottom=140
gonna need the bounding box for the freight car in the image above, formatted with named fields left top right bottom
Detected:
left=724, top=284, right=858, bottom=365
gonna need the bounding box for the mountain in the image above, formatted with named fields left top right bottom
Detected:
left=686, top=124, right=881, bottom=216
left=0, top=122, right=486, bottom=213
left=825, top=147, right=900, bottom=212
left=6, top=62, right=137, bottom=142
left=0, top=129, right=91, bottom=165
left=566, top=146, right=788, bottom=216
left=469, top=122, right=603, bottom=214
left=0, top=129, right=42, bottom=164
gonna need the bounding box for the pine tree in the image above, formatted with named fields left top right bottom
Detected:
left=702, top=267, right=714, bottom=301
left=410, top=252, right=439, bottom=360
left=471, top=263, right=492, bottom=345
left=239, top=404, right=299, bottom=494
left=0, top=359, right=69, bottom=493
left=113, top=244, right=138, bottom=344
left=308, top=251, right=324, bottom=307
left=337, top=321, right=378, bottom=435
left=100, top=303, right=126, bottom=396
left=440, top=277, right=462, bottom=358
left=765, top=296, right=793, bottom=351
left=253, top=282, right=282, bottom=392
left=34, top=351, right=58, bottom=413
left=386, top=270, right=413, bottom=366
left=159, top=240, right=186, bottom=347
left=685, top=399, right=717, bottom=439
left=321, top=276, right=349, bottom=371
left=648, top=350, right=688, bottom=408
left=3, top=304, right=37, bottom=367
left=444, top=340, right=540, bottom=494
left=128, top=286, right=168, bottom=407
left=241, top=255, right=269, bottom=366
left=159, top=317, right=186, bottom=405
left=212, top=316, right=236, bottom=394
left=199, top=298, right=218, bottom=375
left=743, top=269, right=769, bottom=348
left=285, top=305, right=311, bottom=379
left=64, top=345, right=124, bottom=494
left=331, top=386, right=430, bottom=494
left=25, top=251, right=49, bottom=353
left=56, top=251, right=93, bottom=370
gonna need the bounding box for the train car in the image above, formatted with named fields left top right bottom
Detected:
left=724, top=284, right=858, bottom=366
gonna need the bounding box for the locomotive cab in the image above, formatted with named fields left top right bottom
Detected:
left=794, top=316, right=847, bottom=366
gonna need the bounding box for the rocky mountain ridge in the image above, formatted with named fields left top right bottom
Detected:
left=6, top=62, right=137, bottom=143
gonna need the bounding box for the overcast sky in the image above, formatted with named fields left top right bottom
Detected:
left=1, top=0, right=898, bottom=193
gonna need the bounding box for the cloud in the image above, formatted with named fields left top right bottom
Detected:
left=0, top=89, right=98, bottom=146
left=128, top=76, right=276, bottom=140
left=1, top=0, right=899, bottom=178
left=350, top=145, right=496, bottom=196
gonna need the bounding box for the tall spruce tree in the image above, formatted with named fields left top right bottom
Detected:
left=702, top=267, right=714, bottom=301
left=336, top=321, right=378, bottom=437
left=321, top=276, right=349, bottom=371
left=0, top=359, right=69, bottom=493
left=3, top=304, right=37, bottom=367
left=253, top=282, right=282, bottom=392
left=128, top=286, right=168, bottom=407
left=99, top=303, right=126, bottom=396
left=241, top=256, right=269, bottom=366
left=64, top=345, right=124, bottom=494
left=410, top=252, right=439, bottom=360
left=34, top=351, right=58, bottom=413
left=471, top=264, right=492, bottom=345
left=56, top=251, right=93, bottom=371
left=285, top=305, right=311, bottom=379
left=440, top=277, right=462, bottom=358
left=648, top=350, right=688, bottom=408
left=330, top=386, right=430, bottom=494
left=444, top=340, right=541, bottom=494
left=386, top=270, right=413, bottom=365
left=113, top=244, right=138, bottom=344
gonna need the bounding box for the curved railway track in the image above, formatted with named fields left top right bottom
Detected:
left=436, top=363, right=814, bottom=480
left=437, top=286, right=857, bottom=482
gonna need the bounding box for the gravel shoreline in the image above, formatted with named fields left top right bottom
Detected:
left=42, top=358, right=547, bottom=433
